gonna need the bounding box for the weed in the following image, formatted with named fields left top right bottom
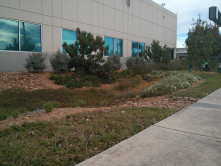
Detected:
left=43, top=102, right=54, bottom=113
left=12, top=111, right=19, bottom=118
left=101, top=100, right=109, bottom=106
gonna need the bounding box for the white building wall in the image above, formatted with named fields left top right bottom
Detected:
left=0, top=0, right=177, bottom=71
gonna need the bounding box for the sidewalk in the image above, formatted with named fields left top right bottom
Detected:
left=77, top=89, right=221, bottom=166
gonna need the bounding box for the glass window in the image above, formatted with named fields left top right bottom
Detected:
left=114, top=38, right=123, bottom=57
left=104, top=36, right=113, bottom=56
left=0, top=18, right=19, bottom=51
left=62, top=29, right=76, bottom=53
left=132, top=41, right=138, bottom=57
left=20, top=22, right=41, bottom=52
left=139, top=43, right=145, bottom=57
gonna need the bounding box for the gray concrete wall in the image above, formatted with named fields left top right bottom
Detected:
left=0, top=51, right=52, bottom=72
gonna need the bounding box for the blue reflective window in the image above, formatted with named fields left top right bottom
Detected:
left=20, top=22, right=41, bottom=52
left=0, top=18, right=19, bottom=51
left=139, top=43, right=145, bottom=57
left=132, top=41, right=138, bottom=57
left=114, top=38, right=123, bottom=57
left=104, top=37, right=113, bottom=56
left=62, top=29, right=76, bottom=53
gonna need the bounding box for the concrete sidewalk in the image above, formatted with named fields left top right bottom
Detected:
left=77, top=89, right=221, bottom=166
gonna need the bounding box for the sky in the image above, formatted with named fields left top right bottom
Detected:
left=152, top=0, right=221, bottom=48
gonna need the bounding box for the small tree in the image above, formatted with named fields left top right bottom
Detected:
left=185, top=14, right=220, bottom=69
left=145, top=40, right=171, bottom=64
left=62, top=28, right=109, bottom=76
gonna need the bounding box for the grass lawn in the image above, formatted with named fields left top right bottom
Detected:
left=173, top=73, right=221, bottom=98
left=0, top=107, right=177, bottom=165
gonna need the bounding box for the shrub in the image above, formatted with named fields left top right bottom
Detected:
left=101, top=100, right=109, bottom=106
left=0, top=113, right=8, bottom=121
left=51, top=101, right=60, bottom=108
left=62, top=27, right=109, bottom=74
left=49, top=72, right=56, bottom=80
left=12, top=111, right=20, bottom=118
left=75, top=100, right=87, bottom=107
left=126, top=56, right=147, bottom=68
left=141, top=71, right=201, bottom=97
left=50, top=49, right=69, bottom=75
left=65, top=80, right=74, bottom=89
left=18, top=107, right=27, bottom=114
left=55, top=75, right=64, bottom=85
left=106, top=54, right=122, bottom=70
left=24, top=52, right=47, bottom=73
left=43, top=102, right=54, bottom=113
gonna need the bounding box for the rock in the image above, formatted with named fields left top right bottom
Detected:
left=121, top=111, right=126, bottom=114
left=29, top=131, right=34, bottom=136
left=133, top=103, right=138, bottom=108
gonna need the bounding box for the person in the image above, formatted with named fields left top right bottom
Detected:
left=217, top=62, right=221, bottom=73
left=205, top=60, right=209, bottom=72
left=188, top=65, right=193, bottom=72
left=202, top=63, right=205, bottom=71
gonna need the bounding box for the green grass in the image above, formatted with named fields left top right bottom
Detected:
left=0, top=107, right=177, bottom=165
left=0, top=88, right=116, bottom=118
left=173, top=73, right=221, bottom=98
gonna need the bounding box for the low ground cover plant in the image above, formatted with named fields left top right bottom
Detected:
left=141, top=71, right=201, bottom=97
left=0, top=107, right=177, bottom=165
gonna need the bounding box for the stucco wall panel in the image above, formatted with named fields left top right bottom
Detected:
left=92, top=1, right=99, bottom=26
left=53, top=0, right=61, bottom=18
left=98, top=4, right=104, bottom=27
left=78, top=0, right=92, bottom=25
left=0, top=6, right=20, bottom=20
left=62, top=20, right=78, bottom=30
left=0, top=0, right=19, bottom=9
left=78, top=23, right=91, bottom=32
left=139, top=19, right=146, bottom=37
left=132, top=0, right=140, bottom=18
left=43, top=16, right=53, bottom=26
left=62, top=0, right=77, bottom=21
left=115, top=10, right=124, bottom=32
left=104, top=6, right=115, bottom=30
left=42, top=25, right=53, bottom=53
left=92, top=26, right=98, bottom=34
left=53, top=27, right=62, bottom=52
left=115, top=0, right=124, bottom=11
left=53, top=17, right=61, bottom=27
left=124, top=13, right=128, bottom=34
left=19, top=10, right=42, bottom=24
left=132, top=16, right=139, bottom=36
left=20, top=0, right=41, bottom=14
left=42, top=0, right=52, bottom=16
left=152, top=7, right=158, bottom=25
left=140, top=1, right=146, bottom=20
left=104, top=0, right=114, bottom=8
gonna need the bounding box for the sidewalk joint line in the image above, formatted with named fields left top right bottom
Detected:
left=154, top=125, right=221, bottom=140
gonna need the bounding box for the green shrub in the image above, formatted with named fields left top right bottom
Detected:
left=50, top=49, right=69, bottom=75
left=101, top=100, right=109, bottom=106
left=106, top=54, right=122, bottom=70
left=65, top=80, right=74, bottom=89
left=0, top=113, right=8, bottom=120
left=55, top=75, right=64, bottom=85
left=43, top=102, right=54, bottom=113
left=76, top=100, right=87, bottom=107
left=49, top=72, right=56, bottom=80
left=18, top=107, right=27, bottom=114
left=12, top=111, right=20, bottom=118
left=24, top=52, right=47, bottom=73
left=126, top=56, right=146, bottom=68
left=51, top=101, right=60, bottom=108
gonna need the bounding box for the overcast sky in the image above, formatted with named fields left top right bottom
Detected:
left=152, top=0, right=221, bottom=48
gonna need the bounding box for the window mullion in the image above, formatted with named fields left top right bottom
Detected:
left=19, top=21, right=20, bottom=51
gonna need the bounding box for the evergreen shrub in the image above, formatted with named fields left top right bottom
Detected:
left=50, top=49, right=69, bottom=75
left=107, top=54, right=122, bottom=70
left=24, top=52, right=47, bottom=73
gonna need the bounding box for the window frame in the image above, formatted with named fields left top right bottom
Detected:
left=104, top=36, right=123, bottom=57
left=131, top=41, right=145, bottom=57
left=0, top=17, right=42, bottom=52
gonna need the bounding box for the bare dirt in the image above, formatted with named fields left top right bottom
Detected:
left=0, top=71, right=205, bottom=130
